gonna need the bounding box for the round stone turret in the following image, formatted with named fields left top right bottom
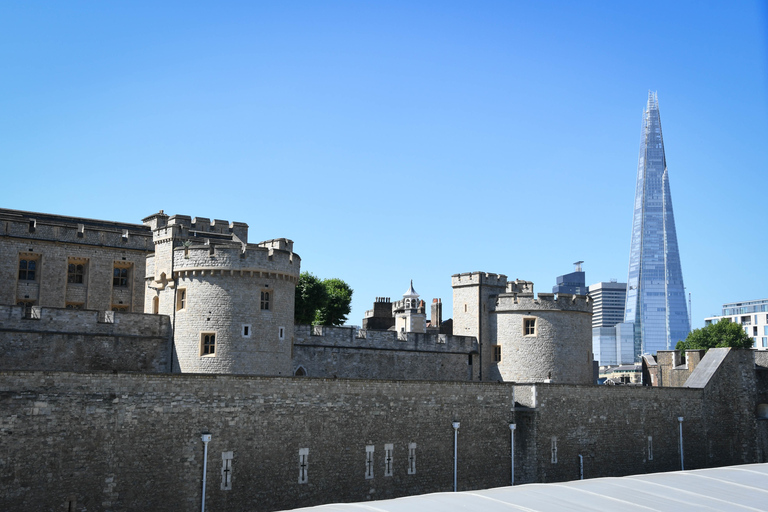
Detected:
left=493, top=292, right=593, bottom=384
left=143, top=212, right=300, bottom=375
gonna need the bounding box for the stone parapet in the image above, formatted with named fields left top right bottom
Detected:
left=294, top=325, right=477, bottom=353
left=495, top=292, right=592, bottom=314
left=0, top=305, right=171, bottom=372
left=451, top=272, right=508, bottom=289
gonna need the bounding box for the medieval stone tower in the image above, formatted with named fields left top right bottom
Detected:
left=452, top=272, right=507, bottom=381
left=453, top=272, right=593, bottom=384
left=142, top=212, right=300, bottom=375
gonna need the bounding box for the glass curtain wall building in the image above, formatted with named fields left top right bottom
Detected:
left=624, top=92, right=690, bottom=358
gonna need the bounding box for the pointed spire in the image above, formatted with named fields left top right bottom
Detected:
left=403, top=280, right=419, bottom=298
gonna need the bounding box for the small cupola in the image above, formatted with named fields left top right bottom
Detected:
left=402, top=280, right=420, bottom=309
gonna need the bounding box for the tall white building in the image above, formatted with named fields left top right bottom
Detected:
left=589, top=281, right=634, bottom=365
left=704, top=299, right=768, bottom=350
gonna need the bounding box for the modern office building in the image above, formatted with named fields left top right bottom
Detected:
left=589, top=280, right=627, bottom=328
left=704, top=299, right=768, bottom=350
left=552, top=261, right=587, bottom=295
left=589, top=280, right=634, bottom=365
left=624, top=92, right=690, bottom=358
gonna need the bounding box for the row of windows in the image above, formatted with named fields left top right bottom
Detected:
left=17, top=255, right=132, bottom=288
left=298, top=443, right=416, bottom=484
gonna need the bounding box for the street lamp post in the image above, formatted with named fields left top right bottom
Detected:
left=452, top=421, right=460, bottom=492
left=678, top=417, right=684, bottom=470
left=509, top=424, right=516, bottom=486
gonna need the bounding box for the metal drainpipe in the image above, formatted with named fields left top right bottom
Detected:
left=201, top=433, right=211, bottom=512
left=509, top=424, right=516, bottom=486
left=578, top=454, right=584, bottom=480
left=678, top=417, right=684, bottom=470
left=452, top=421, right=460, bottom=492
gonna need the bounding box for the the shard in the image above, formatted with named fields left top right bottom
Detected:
left=624, top=92, right=690, bottom=358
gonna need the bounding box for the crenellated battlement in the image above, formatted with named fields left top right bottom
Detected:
left=506, top=279, right=534, bottom=296
left=144, top=211, right=299, bottom=285
left=257, top=238, right=294, bottom=252
left=451, top=271, right=508, bottom=288
left=294, top=324, right=478, bottom=353
left=143, top=211, right=249, bottom=243
left=495, top=291, right=592, bottom=313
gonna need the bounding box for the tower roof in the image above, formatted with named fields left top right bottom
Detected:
left=402, top=280, right=419, bottom=298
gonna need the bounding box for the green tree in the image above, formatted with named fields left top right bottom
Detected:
left=294, top=273, right=353, bottom=326
left=675, top=319, right=753, bottom=351
left=315, top=278, right=353, bottom=326
left=294, top=272, right=328, bottom=325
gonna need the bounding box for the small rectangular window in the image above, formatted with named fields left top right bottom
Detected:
left=242, top=324, right=251, bottom=338
left=647, top=436, right=653, bottom=461
left=221, top=451, right=233, bottom=490
left=365, top=445, right=375, bottom=479
left=113, top=264, right=130, bottom=287
left=384, top=443, right=394, bottom=477
left=260, top=290, right=271, bottom=310
left=279, top=326, right=285, bottom=340
left=493, top=345, right=502, bottom=362
left=551, top=437, right=557, bottom=464
left=298, top=448, right=309, bottom=484
left=524, top=317, right=537, bottom=336
left=407, top=443, right=417, bottom=475
left=201, top=332, right=216, bottom=356
left=177, top=289, right=187, bottom=311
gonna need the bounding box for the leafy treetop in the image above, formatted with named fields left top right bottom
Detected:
left=675, top=319, right=753, bottom=352
left=294, top=272, right=353, bottom=327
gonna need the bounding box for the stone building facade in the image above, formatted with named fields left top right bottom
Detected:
left=0, top=208, right=152, bottom=313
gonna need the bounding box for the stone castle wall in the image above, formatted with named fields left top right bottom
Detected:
left=0, top=305, right=171, bottom=372
left=293, top=325, right=478, bottom=380
left=1, top=367, right=763, bottom=511
left=0, top=372, right=514, bottom=511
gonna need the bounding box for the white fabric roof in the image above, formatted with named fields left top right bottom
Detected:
left=285, top=463, right=768, bottom=512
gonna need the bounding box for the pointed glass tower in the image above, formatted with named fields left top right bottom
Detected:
left=624, top=92, right=690, bottom=358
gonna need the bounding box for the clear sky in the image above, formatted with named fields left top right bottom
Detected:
left=2, top=1, right=767, bottom=330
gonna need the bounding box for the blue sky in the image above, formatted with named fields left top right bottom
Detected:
left=2, top=1, right=767, bottom=329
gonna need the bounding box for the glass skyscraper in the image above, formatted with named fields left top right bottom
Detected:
left=624, top=92, right=690, bottom=358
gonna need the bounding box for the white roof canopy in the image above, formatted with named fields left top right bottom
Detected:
left=284, top=463, right=768, bottom=512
